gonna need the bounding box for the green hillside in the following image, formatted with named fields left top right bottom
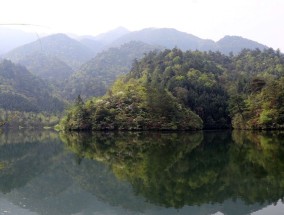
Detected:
left=62, top=41, right=162, bottom=100
left=60, top=48, right=284, bottom=130
left=0, top=59, right=65, bottom=113
left=18, top=53, right=74, bottom=83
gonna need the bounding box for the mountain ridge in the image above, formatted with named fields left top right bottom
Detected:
left=109, top=28, right=268, bottom=54
left=3, top=33, right=95, bottom=69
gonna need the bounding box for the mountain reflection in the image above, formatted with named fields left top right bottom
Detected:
left=0, top=130, right=284, bottom=215
left=62, top=131, right=284, bottom=209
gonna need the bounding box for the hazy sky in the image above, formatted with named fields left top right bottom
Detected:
left=1, top=0, right=284, bottom=50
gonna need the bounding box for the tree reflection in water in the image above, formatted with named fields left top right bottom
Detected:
left=62, top=131, right=284, bottom=209
left=0, top=130, right=284, bottom=214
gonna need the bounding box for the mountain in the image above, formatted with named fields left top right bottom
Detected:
left=79, top=38, right=105, bottom=55
left=4, top=34, right=95, bottom=69
left=110, top=28, right=268, bottom=54
left=0, top=60, right=65, bottom=112
left=17, top=53, right=74, bottom=83
left=110, top=28, right=218, bottom=51
left=91, top=27, right=130, bottom=44
left=62, top=41, right=161, bottom=100
left=216, top=36, right=268, bottom=54
left=0, top=27, right=37, bottom=55
left=79, top=27, right=130, bottom=55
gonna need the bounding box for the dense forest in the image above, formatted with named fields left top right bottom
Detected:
left=61, top=48, right=284, bottom=130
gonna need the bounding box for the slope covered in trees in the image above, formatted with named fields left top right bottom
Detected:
left=228, top=49, right=284, bottom=129
left=62, top=41, right=162, bottom=100
left=126, top=49, right=231, bottom=129
left=0, top=59, right=65, bottom=113
left=60, top=48, right=284, bottom=130
left=18, top=53, right=74, bottom=83
left=60, top=79, right=202, bottom=131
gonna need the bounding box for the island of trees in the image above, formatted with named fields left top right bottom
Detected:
left=60, top=48, right=284, bottom=131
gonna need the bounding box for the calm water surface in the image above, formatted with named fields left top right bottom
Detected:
left=0, top=130, right=283, bottom=215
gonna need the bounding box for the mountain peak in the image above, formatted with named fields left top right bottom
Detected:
left=4, top=33, right=95, bottom=69
left=40, top=33, right=73, bottom=41
left=93, top=27, right=130, bottom=44
left=217, top=35, right=268, bottom=54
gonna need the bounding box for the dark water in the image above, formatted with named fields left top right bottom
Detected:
left=0, top=130, right=284, bottom=215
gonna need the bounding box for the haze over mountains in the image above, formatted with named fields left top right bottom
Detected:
left=0, top=26, right=273, bottom=120
left=3, top=33, right=95, bottom=70
left=0, top=24, right=284, bottom=129
left=0, top=28, right=38, bottom=55
left=1, top=26, right=268, bottom=58
left=1, top=26, right=268, bottom=89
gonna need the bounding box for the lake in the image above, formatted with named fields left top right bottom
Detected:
left=0, top=130, right=283, bottom=215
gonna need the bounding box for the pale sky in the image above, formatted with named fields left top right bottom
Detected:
left=1, top=0, right=284, bottom=50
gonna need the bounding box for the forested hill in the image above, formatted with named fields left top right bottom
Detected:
left=60, top=48, right=284, bottom=131
left=62, top=41, right=162, bottom=100
left=17, top=53, right=74, bottom=83
left=4, top=34, right=95, bottom=69
left=0, top=60, right=65, bottom=113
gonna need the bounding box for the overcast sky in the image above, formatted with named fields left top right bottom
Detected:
left=1, top=0, right=283, bottom=50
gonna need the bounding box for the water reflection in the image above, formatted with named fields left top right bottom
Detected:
left=62, top=131, right=284, bottom=211
left=0, top=130, right=283, bottom=214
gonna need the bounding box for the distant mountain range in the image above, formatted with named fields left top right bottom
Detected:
left=108, top=28, right=268, bottom=54
left=0, top=26, right=272, bottom=111
left=78, top=27, right=130, bottom=55
left=86, top=26, right=130, bottom=44
left=1, top=27, right=269, bottom=83
left=2, top=27, right=269, bottom=60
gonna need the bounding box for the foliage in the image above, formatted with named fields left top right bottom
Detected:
left=127, top=48, right=231, bottom=129
left=60, top=47, right=284, bottom=130
left=228, top=49, right=284, bottom=129
left=0, top=109, right=61, bottom=128
left=60, top=78, right=202, bottom=131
